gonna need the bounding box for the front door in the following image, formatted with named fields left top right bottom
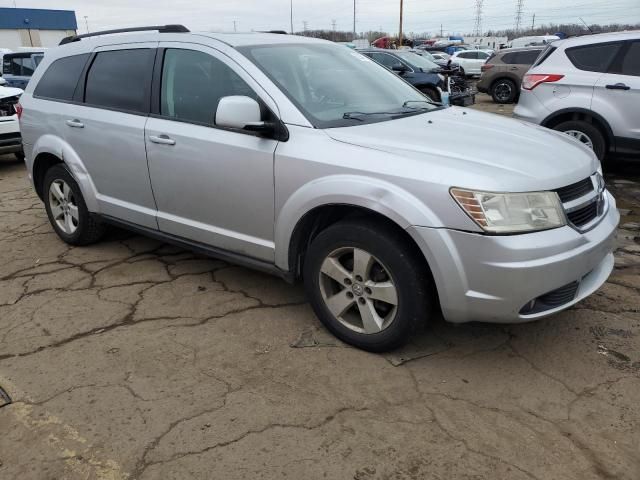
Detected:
left=145, top=44, right=279, bottom=262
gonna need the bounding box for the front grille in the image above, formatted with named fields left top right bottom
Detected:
left=555, top=177, right=594, bottom=202
left=567, top=201, right=598, bottom=227
left=520, top=281, right=580, bottom=314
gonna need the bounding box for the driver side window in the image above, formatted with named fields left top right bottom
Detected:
left=161, top=49, right=257, bottom=125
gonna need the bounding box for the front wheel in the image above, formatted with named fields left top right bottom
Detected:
left=303, top=219, right=433, bottom=352
left=553, top=120, right=606, bottom=161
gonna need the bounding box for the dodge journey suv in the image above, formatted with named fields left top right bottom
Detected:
left=19, top=26, right=619, bottom=352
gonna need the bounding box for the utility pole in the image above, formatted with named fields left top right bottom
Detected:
left=352, top=0, right=356, bottom=41
left=84, top=15, right=89, bottom=33
left=531, top=13, right=535, bottom=30
left=331, top=19, right=337, bottom=41
left=473, top=0, right=484, bottom=37
left=233, top=20, right=237, bottom=32
left=398, top=0, right=404, bottom=47
left=290, top=0, right=293, bottom=34
left=514, top=0, right=524, bottom=32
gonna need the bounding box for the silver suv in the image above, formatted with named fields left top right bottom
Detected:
left=515, top=31, right=640, bottom=160
left=19, top=26, right=619, bottom=351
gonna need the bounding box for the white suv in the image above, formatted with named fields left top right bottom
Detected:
left=514, top=31, right=640, bottom=161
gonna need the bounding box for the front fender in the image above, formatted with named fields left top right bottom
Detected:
left=274, top=174, right=440, bottom=270
left=31, top=135, right=100, bottom=212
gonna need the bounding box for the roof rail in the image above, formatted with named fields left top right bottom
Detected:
left=259, top=30, right=288, bottom=35
left=59, top=24, right=189, bottom=45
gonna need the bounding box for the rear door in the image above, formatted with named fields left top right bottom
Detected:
left=63, top=44, right=158, bottom=228
left=593, top=40, right=640, bottom=153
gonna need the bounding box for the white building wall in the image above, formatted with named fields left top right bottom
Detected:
left=0, top=29, right=75, bottom=50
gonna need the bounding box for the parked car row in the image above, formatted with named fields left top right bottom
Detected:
left=18, top=27, right=618, bottom=351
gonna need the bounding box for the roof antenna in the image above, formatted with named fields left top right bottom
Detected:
left=579, top=17, right=593, bottom=34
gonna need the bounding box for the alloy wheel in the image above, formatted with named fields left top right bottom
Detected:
left=494, top=82, right=512, bottom=102
left=48, top=179, right=79, bottom=235
left=318, top=247, right=398, bottom=334
left=564, top=130, right=594, bottom=149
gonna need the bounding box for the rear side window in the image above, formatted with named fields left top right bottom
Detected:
left=84, top=49, right=154, bottom=113
left=517, top=50, right=543, bottom=64
left=34, top=54, right=89, bottom=101
left=616, top=41, right=640, bottom=76
left=532, top=46, right=556, bottom=67
left=566, top=42, right=622, bottom=72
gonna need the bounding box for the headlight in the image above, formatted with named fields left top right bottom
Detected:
left=451, top=188, right=566, bottom=233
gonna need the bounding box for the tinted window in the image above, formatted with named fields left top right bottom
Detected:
left=517, top=50, right=542, bottom=64
left=3, top=56, right=22, bottom=75
left=457, top=52, right=473, bottom=59
left=566, top=42, right=622, bottom=72
left=477, top=51, right=490, bottom=59
left=501, top=52, right=518, bottom=64
left=619, top=41, right=640, bottom=76
left=21, top=56, right=36, bottom=76
left=160, top=49, right=257, bottom=125
left=85, top=49, right=153, bottom=112
left=370, top=52, right=401, bottom=69
left=35, top=54, right=89, bottom=101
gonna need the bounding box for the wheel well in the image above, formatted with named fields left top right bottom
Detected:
left=288, top=205, right=433, bottom=283
left=543, top=111, right=613, bottom=147
left=490, top=76, right=517, bottom=90
left=32, top=153, right=63, bottom=200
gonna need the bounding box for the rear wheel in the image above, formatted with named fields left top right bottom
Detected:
left=43, top=164, right=107, bottom=246
left=553, top=120, right=606, bottom=161
left=303, top=219, right=433, bottom=352
left=491, top=78, right=517, bottom=104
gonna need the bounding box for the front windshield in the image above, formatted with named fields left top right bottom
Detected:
left=395, top=51, right=440, bottom=71
left=239, top=43, right=439, bottom=128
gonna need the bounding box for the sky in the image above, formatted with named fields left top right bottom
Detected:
left=2, top=0, right=639, bottom=36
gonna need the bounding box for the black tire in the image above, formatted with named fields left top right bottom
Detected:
left=303, top=219, right=433, bottom=352
left=490, top=78, right=517, bottom=104
left=553, top=120, right=606, bottom=161
left=420, top=86, right=441, bottom=102
left=43, top=164, right=107, bottom=246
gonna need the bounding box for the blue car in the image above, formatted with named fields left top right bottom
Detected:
left=359, top=49, right=474, bottom=106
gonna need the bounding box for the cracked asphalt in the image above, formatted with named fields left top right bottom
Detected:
left=1, top=98, right=640, bottom=479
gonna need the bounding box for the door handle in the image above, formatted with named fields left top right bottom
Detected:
left=149, top=134, right=176, bottom=146
left=66, top=119, right=84, bottom=128
left=605, top=83, right=630, bottom=90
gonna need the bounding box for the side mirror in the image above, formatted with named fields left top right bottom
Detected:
left=215, top=95, right=263, bottom=130
left=392, top=63, right=408, bottom=73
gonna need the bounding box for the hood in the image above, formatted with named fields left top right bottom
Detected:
left=0, top=86, right=23, bottom=99
left=324, top=107, right=598, bottom=192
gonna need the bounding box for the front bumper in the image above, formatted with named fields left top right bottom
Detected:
left=408, top=191, right=619, bottom=324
